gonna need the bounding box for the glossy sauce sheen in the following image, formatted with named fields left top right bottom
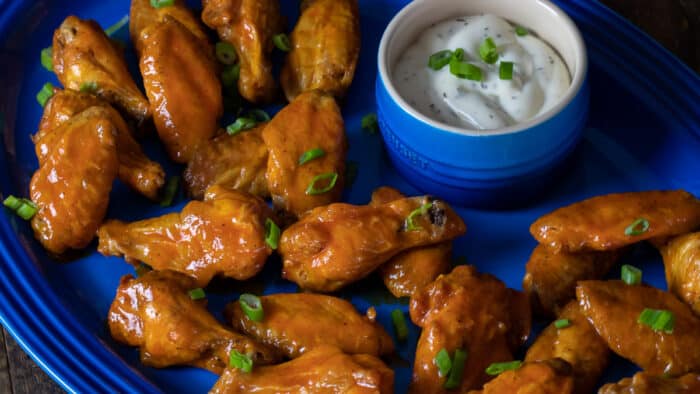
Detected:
left=659, top=232, right=700, bottom=315
left=394, top=14, right=570, bottom=130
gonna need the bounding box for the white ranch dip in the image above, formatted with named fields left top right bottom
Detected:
left=393, top=14, right=571, bottom=131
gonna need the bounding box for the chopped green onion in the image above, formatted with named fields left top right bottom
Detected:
left=485, top=360, right=523, bottom=376
left=188, top=288, right=206, bottom=300
left=621, top=264, right=642, bottom=285
left=345, top=161, right=359, bottom=187
left=625, top=218, right=650, bottom=236
left=264, top=218, right=280, bottom=250
left=36, top=82, right=55, bottom=107
left=226, top=117, right=257, bottom=136
left=3, top=196, right=37, bottom=220
left=222, top=64, right=241, bottom=87
left=404, top=202, right=433, bottom=231
left=3, top=195, right=22, bottom=211
left=239, top=293, right=264, bottom=322
left=80, top=81, right=99, bottom=93
left=160, top=176, right=180, bottom=207
left=449, top=58, right=482, bottom=81
left=499, top=61, right=514, bottom=80
left=434, top=348, right=452, bottom=377
left=272, top=33, right=291, bottom=52
left=515, top=26, right=529, bottom=36
left=444, top=349, right=467, bottom=389
left=361, top=113, right=379, bottom=134
left=41, top=47, right=53, bottom=71
left=246, top=109, right=270, bottom=122
left=105, top=15, right=129, bottom=37
left=215, top=41, right=238, bottom=65
left=638, top=308, right=675, bottom=333
left=150, top=0, right=175, bottom=8
left=229, top=349, right=253, bottom=372
left=135, top=263, right=152, bottom=277
left=391, top=309, right=409, bottom=342
left=428, top=50, right=453, bottom=70
left=479, top=37, right=499, bottom=64
left=305, top=172, right=339, bottom=195
left=554, top=319, right=571, bottom=329
left=452, top=48, right=465, bottom=62
left=298, top=148, right=326, bottom=165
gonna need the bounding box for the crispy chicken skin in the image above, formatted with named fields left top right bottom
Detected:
left=35, top=90, right=164, bottom=200
left=184, top=124, right=269, bottom=200
left=139, top=17, right=222, bottom=163
left=30, top=107, right=119, bottom=254
left=263, top=90, right=347, bottom=218
left=97, top=186, right=273, bottom=287
left=281, top=0, right=360, bottom=101
left=577, top=280, right=700, bottom=376
left=224, top=293, right=394, bottom=358
left=210, top=345, right=394, bottom=394
left=52, top=16, right=150, bottom=123
left=599, top=372, right=700, bottom=394
left=108, top=270, right=280, bottom=373
left=409, top=265, right=531, bottom=393
left=659, top=232, right=700, bottom=315
left=467, top=359, right=574, bottom=394
left=522, top=245, right=620, bottom=317
left=370, top=187, right=451, bottom=298
left=280, top=196, right=465, bottom=292
left=201, top=0, right=283, bottom=104
left=530, top=190, right=700, bottom=253
left=130, top=0, right=208, bottom=56
left=525, top=301, right=610, bottom=394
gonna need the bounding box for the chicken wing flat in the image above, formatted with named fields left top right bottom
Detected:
left=30, top=107, right=119, bottom=254
left=280, top=0, right=360, bottom=101
left=409, top=265, right=531, bottom=393
left=659, top=232, right=700, bottom=315
left=530, top=190, right=700, bottom=253
left=263, top=90, right=347, bottom=219
left=202, top=0, right=283, bottom=104
left=577, top=280, right=700, bottom=376
left=52, top=16, right=150, bottom=123
left=130, top=0, right=209, bottom=56
left=280, top=196, right=465, bottom=292
left=35, top=89, right=164, bottom=200
left=184, top=124, right=269, bottom=200
left=599, top=372, right=700, bottom=394
left=224, top=293, right=394, bottom=358
left=525, top=301, right=609, bottom=394
left=466, top=359, right=574, bottom=394
left=370, top=186, right=451, bottom=298
left=108, top=270, right=280, bottom=373
left=139, top=17, right=222, bottom=163
left=522, top=244, right=620, bottom=317
left=210, top=345, right=394, bottom=394
left=97, top=186, right=273, bottom=287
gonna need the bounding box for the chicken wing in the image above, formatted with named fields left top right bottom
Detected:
left=530, top=190, right=700, bottom=253
left=52, top=16, right=150, bottom=123
left=599, top=372, right=700, bottom=394
left=129, top=0, right=208, bottom=56
left=659, top=232, right=700, bottom=316
left=280, top=0, right=361, bottom=101
left=466, top=359, right=574, bottom=394
left=210, top=345, right=394, bottom=394
left=370, top=186, right=452, bottom=298
left=522, top=245, right=620, bottom=317
left=184, top=124, right=269, bottom=200
left=35, top=89, right=164, bottom=200
left=30, top=107, right=119, bottom=254
left=139, top=17, right=223, bottom=163
left=263, top=90, right=347, bottom=218
left=408, top=265, right=531, bottom=393
left=525, top=301, right=609, bottom=394
left=108, top=270, right=280, bottom=373
left=224, top=293, right=394, bottom=358
left=97, top=186, right=273, bottom=287
left=202, top=0, right=283, bottom=104
left=280, top=196, right=465, bottom=292
left=577, top=280, right=700, bottom=376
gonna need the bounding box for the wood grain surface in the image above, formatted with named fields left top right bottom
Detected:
left=1, top=1, right=699, bottom=393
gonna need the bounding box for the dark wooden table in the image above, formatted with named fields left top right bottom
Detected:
left=1, top=1, right=699, bottom=393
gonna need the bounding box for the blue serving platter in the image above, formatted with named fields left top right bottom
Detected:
left=1, top=0, right=700, bottom=393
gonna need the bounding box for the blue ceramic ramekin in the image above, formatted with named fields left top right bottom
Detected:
left=376, top=0, right=589, bottom=208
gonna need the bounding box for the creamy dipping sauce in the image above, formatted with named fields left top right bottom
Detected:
left=394, top=14, right=571, bottom=131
